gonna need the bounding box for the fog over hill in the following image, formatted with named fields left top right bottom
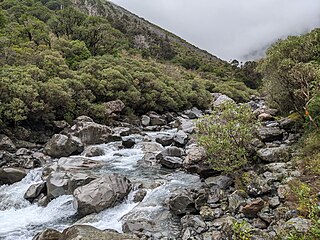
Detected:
left=110, top=0, right=320, bottom=62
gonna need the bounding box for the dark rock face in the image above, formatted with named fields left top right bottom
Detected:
left=73, top=174, right=132, bottom=216
left=44, top=134, right=83, bottom=158
left=0, top=167, right=27, bottom=185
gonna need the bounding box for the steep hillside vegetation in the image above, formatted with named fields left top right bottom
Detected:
left=0, top=0, right=257, bottom=130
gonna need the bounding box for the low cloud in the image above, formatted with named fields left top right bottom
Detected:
left=110, top=0, right=320, bottom=61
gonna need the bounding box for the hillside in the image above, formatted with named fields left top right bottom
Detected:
left=0, top=0, right=257, bottom=131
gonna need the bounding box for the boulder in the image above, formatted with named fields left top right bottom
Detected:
left=44, top=134, right=83, bottom=158
left=184, top=144, right=206, bottom=165
left=0, top=167, right=27, bottom=185
left=257, top=145, right=291, bottom=162
left=122, top=137, right=136, bottom=148
left=173, top=130, right=189, bottom=146
left=240, top=198, right=265, bottom=218
left=82, top=146, right=105, bottom=157
left=149, top=113, right=166, bottom=126
left=73, top=115, right=94, bottom=124
left=133, top=189, right=147, bottom=203
left=284, top=217, right=312, bottom=233
left=53, top=120, right=70, bottom=132
left=33, top=228, right=62, bottom=240
left=228, top=190, right=246, bottom=212
left=46, top=171, right=95, bottom=199
left=0, top=134, right=16, bottom=153
left=177, top=117, right=195, bottom=134
left=155, top=133, right=174, bottom=146
left=258, top=113, right=274, bottom=121
left=181, top=215, right=208, bottom=234
left=0, top=151, right=14, bottom=167
left=61, top=225, right=138, bottom=240
left=135, top=142, right=164, bottom=163
left=185, top=107, right=203, bottom=119
left=159, top=156, right=183, bottom=169
left=73, top=174, right=131, bottom=216
left=168, top=190, right=195, bottom=215
left=141, top=115, right=150, bottom=126
left=247, top=175, right=271, bottom=197
left=156, top=147, right=184, bottom=160
left=257, top=127, right=284, bottom=142
left=212, top=94, right=235, bottom=108
left=69, top=121, right=112, bottom=145
left=105, top=99, right=125, bottom=115
left=24, top=182, right=47, bottom=203
left=205, top=175, right=233, bottom=190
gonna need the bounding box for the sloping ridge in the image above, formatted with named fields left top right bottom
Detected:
left=71, top=0, right=222, bottom=62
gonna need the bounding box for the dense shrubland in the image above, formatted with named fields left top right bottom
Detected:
left=0, top=0, right=257, bottom=129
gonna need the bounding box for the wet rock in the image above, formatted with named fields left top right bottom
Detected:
left=82, top=146, right=105, bottom=157
left=149, top=113, right=166, bottom=126
left=156, top=146, right=184, bottom=160
left=141, top=115, right=150, bottom=126
left=44, top=134, right=83, bottom=158
left=257, top=145, right=291, bottom=162
left=73, top=174, right=131, bottom=216
left=168, top=190, right=195, bottom=215
left=0, top=134, right=16, bottom=153
left=228, top=190, right=246, bottom=212
left=241, top=198, right=265, bottom=218
left=33, top=228, right=62, bottom=240
left=173, top=130, right=189, bottom=146
left=212, top=94, right=235, bottom=108
left=0, top=167, right=27, bottom=185
left=257, top=126, right=284, bottom=142
left=122, top=137, right=136, bottom=148
left=46, top=171, right=95, bottom=199
left=205, top=175, right=233, bottom=190
left=284, top=217, right=312, bottom=233
left=135, top=142, right=164, bottom=163
left=69, top=121, right=112, bottom=145
left=133, top=189, right=147, bottom=203
left=159, top=156, right=183, bottom=169
left=105, top=99, right=125, bottom=115
left=24, top=182, right=46, bottom=203
left=155, top=133, right=174, bottom=146
left=56, top=157, right=103, bottom=172
left=61, top=225, right=138, bottom=240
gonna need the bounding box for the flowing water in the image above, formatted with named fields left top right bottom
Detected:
left=0, top=129, right=201, bottom=239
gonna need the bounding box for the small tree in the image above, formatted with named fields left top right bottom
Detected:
left=196, top=101, right=256, bottom=173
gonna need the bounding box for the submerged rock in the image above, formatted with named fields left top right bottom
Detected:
left=73, top=174, right=131, bottom=216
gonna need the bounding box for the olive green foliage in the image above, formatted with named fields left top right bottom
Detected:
left=231, top=220, right=253, bottom=240
left=0, top=0, right=255, bottom=129
left=258, top=29, right=320, bottom=119
left=196, top=102, right=256, bottom=173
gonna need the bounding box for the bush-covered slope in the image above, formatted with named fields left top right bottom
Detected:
left=0, top=0, right=257, bottom=129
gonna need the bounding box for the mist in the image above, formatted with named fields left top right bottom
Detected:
left=110, top=0, right=320, bottom=61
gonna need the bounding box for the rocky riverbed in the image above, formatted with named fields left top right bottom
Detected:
left=0, top=96, right=310, bottom=240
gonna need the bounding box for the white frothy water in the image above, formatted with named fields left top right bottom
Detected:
left=0, top=130, right=202, bottom=239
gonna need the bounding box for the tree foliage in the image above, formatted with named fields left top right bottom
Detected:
left=196, top=102, right=256, bottom=173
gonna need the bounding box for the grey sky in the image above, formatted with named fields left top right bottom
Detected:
left=109, top=0, right=320, bottom=61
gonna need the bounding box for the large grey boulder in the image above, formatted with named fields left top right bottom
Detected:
left=211, top=94, right=235, bottom=108
left=104, top=99, right=125, bottom=115
left=82, top=146, right=105, bottom=157
left=0, top=134, right=16, bottom=153
left=155, top=133, right=174, bottom=146
left=205, top=175, right=233, bottom=190
left=177, top=117, right=195, bottom=134
left=44, top=134, right=83, bottom=158
left=173, top=130, right=189, bottom=146
left=69, top=121, right=112, bottom=145
left=159, top=156, right=183, bottom=169
left=56, top=157, right=103, bottom=172
left=135, top=142, right=164, bottom=163
left=0, top=167, right=27, bottom=185
left=257, top=126, right=284, bottom=142
left=184, top=107, right=203, bottom=119
left=24, top=182, right=46, bottom=203
left=284, top=217, right=312, bottom=233
left=257, top=145, right=291, bottom=162
left=32, top=228, right=61, bottom=240
left=73, top=174, right=131, bottom=216
left=46, top=171, right=95, bottom=199
left=168, top=190, right=195, bottom=215
left=149, top=113, right=166, bottom=126
left=141, top=115, right=151, bottom=126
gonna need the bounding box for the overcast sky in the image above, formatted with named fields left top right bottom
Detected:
left=110, top=0, right=320, bottom=62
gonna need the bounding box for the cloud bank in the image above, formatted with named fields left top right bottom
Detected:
left=110, top=0, right=320, bottom=61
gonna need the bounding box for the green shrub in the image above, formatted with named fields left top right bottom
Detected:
left=196, top=102, right=256, bottom=173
